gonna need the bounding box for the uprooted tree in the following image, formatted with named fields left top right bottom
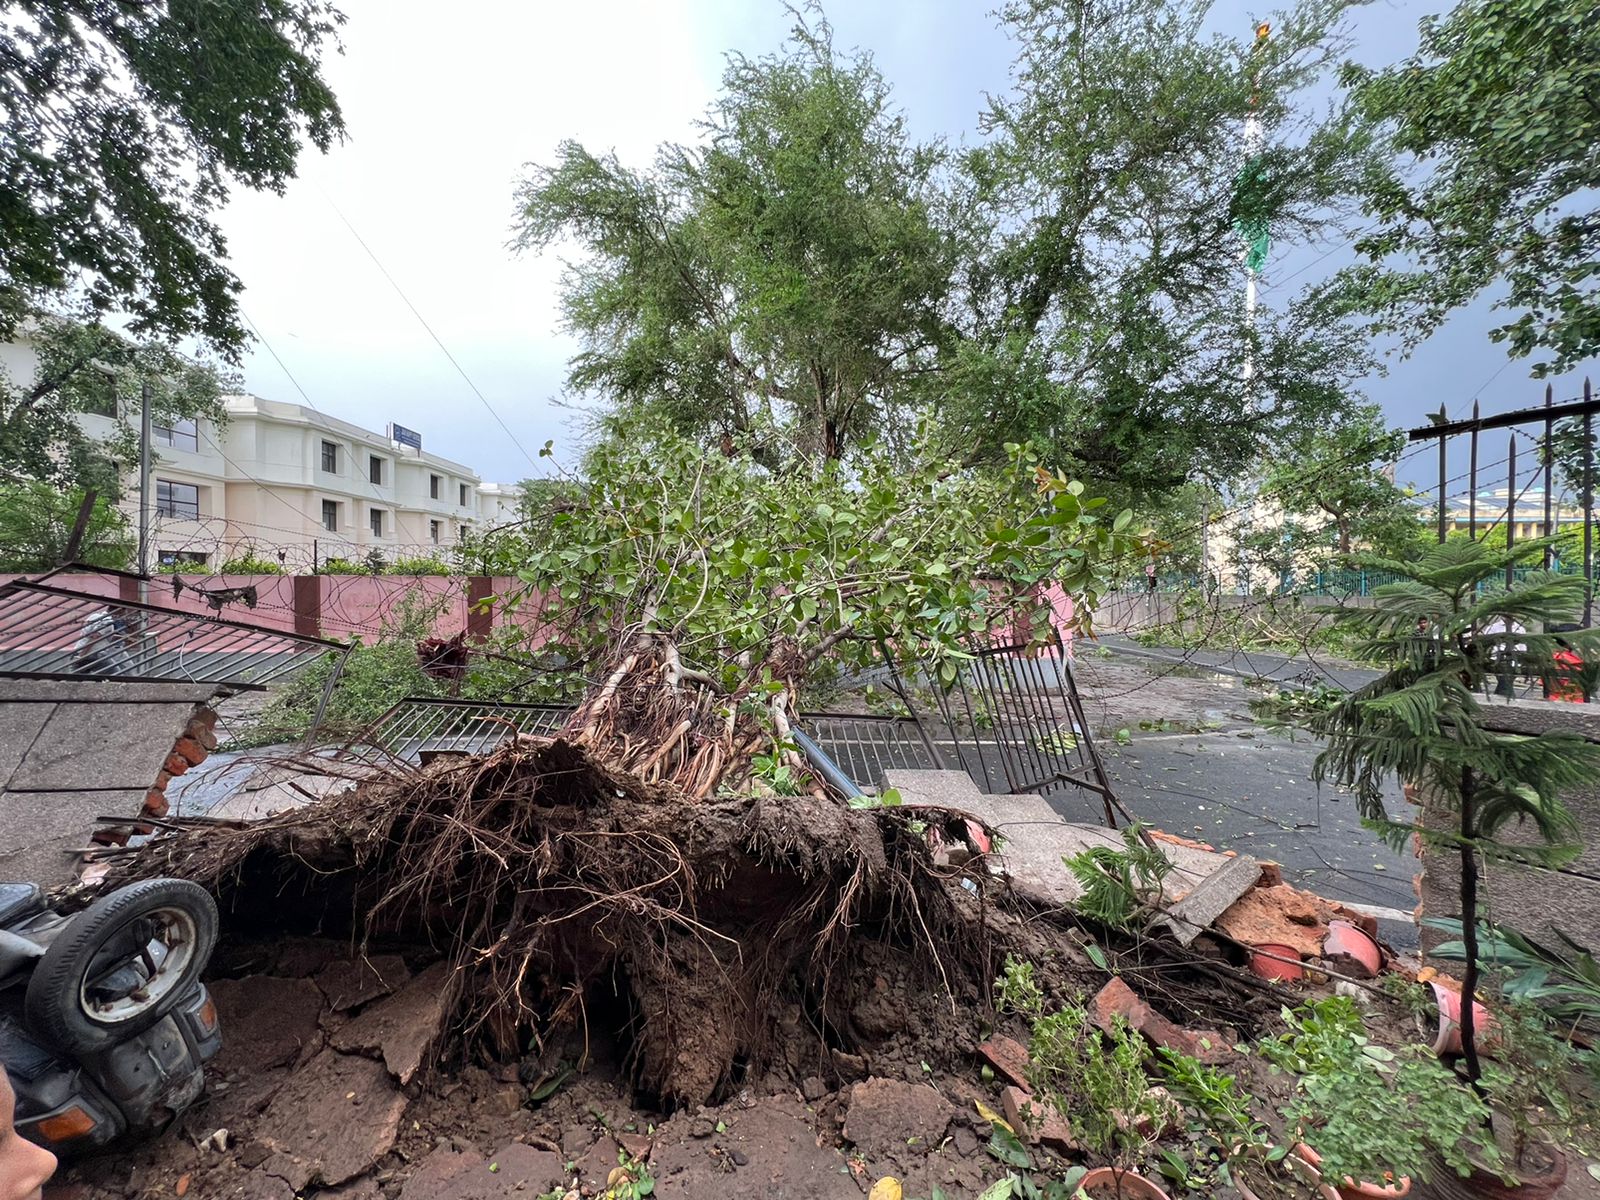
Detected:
left=127, top=423, right=1148, bottom=1108
left=488, top=416, right=1139, bottom=797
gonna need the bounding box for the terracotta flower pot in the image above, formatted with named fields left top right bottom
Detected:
left=1079, top=1167, right=1172, bottom=1199
left=1425, top=1133, right=1568, bottom=1199
left=1428, top=980, right=1496, bottom=1057
left=1295, top=1142, right=1412, bottom=1199
left=1323, top=919, right=1382, bottom=978
left=1249, top=943, right=1306, bottom=981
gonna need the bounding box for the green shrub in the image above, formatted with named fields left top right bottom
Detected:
left=217, top=550, right=284, bottom=574
left=385, top=555, right=451, bottom=576
left=318, top=556, right=368, bottom=575
left=1259, top=996, right=1492, bottom=1186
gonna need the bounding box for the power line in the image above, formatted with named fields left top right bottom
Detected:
left=321, top=192, right=543, bottom=474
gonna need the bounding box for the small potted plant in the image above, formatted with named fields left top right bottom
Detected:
left=1259, top=997, right=1494, bottom=1199
left=1155, top=1047, right=1324, bottom=1200
left=997, top=960, right=1177, bottom=1199
left=1422, top=999, right=1594, bottom=1199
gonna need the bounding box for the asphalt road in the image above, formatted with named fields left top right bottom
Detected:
left=1080, top=644, right=1421, bottom=947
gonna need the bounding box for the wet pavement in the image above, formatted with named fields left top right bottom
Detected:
left=1074, top=647, right=1421, bottom=947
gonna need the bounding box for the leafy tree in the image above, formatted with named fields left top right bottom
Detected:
left=488, top=413, right=1133, bottom=791
left=945, top=0, right=1373, bottom=499
left=1264, top=404, right=1416, bottom=558
left=0, top=482, right=133, bottom=571
left=0, top=317, right=226, bottom=494
left=0, top=0, right=345, bottom=356
left=512, top=12, right=952, bottom=466
left=1312, top=538, right=1600, bottom=1087
left=1340, top=0, right=1599, bottom=375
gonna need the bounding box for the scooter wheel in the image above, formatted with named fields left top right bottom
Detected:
left=24, top=879, right=219, bottom=1054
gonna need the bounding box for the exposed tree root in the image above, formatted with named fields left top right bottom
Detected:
left=118, top=735, right=1004, bottom=1105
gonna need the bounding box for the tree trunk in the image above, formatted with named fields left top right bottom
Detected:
left=1458, top=765, right=1486, bottom=1094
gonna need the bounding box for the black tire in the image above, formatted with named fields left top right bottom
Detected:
left=24, top=879, right=218, bottom=1055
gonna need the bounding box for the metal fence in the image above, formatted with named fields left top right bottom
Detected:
left=0, top=577, right=347, bottom=689
left=1410, top=379, right=1599, bottom=623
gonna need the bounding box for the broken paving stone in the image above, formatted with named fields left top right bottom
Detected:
left=328, top=960, right=452, bottom=1085
left=315, top=1180, right=380, bottom=1199
left=398, top=1147, right=482, bottom=1199
left=400, top=1144, right=564, bottom=1200
left=842, top=1078, right=955, bottom=1157
left=1215, top=883, right=1376, bottom=957
left=574, top=1136, right=625, bottom=1189
left=1000, top=1085, right=1078, bottom=1152
left=221, top=1172, right=296, bottom=1200
left=486, top=1087, right=525, bottom=1117
left=256, top=1050, right=407, bottom=1188
left=978, top=1035, right=1031, bottom=1089
left=314, top=954, right=411, bottom=1012
left=1092, top=977, right=1226, bottom=1064
left=208, top=976, right=325, bottom=1070
left=560, top=1126, right=595, bottom=1158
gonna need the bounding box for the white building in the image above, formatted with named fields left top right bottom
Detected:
left=475, top=482, right=526, bottom=529
left=136, top=395, right=490, bottom=570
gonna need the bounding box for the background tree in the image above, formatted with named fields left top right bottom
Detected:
left=0, top=482, right=133, bottom=571
left=945, top=0, right=1373, bottom=501
left=0, top=0, right=345, bottom=357
left=0, top=317, right=227, bottom=495
left=1264, top=404, right=1416, bottom=559
left=512, top=12, right=953, bottom=467
left=1339, top=0, right=1599, bottom=375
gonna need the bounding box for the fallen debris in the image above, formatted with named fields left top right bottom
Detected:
left=841, top=1079, right=955, bottom=1157
left=253, top=1050, right=408, bottom=1189
left=328, top=960, right=455, bottom=1085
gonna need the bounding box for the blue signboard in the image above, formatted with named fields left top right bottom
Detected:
left=388, top=423, right=422, bottom=452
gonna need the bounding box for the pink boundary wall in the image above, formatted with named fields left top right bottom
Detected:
left=0, top=574, right=549, bottom=644
left=2, top=574, right=1077, bottom=652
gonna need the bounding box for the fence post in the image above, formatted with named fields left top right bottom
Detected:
left=1507, top=433, right=1517, bottom=587
left=1437, top=403, right=1448, bottom=543
left=292, top=575, right=321, bottom=638
left=467, top=576, right=493, bottom=643
left=1469, top=400, right=1480, bottom=539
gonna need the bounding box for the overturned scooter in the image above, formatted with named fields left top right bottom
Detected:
left=0, top=877, right=221, bottom=1156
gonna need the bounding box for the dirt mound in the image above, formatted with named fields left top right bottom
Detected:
left=118, top=735, right=1013, bottom=1107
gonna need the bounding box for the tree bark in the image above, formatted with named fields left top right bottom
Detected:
left=1458, top=765, right=1486, bottom=1094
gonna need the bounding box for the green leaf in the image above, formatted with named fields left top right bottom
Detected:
left=986, top=1126, right=1032, bottom=1170
left=977, top=1180, right=1017, bottom=1200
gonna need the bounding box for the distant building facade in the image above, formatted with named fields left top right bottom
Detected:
left=129, top=394, right=490, bottom=570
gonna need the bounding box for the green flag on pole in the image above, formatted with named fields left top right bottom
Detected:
left=1233, top=155, right=1271, bottom=273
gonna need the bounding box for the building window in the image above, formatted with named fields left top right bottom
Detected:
left=159, top=550, right=208, bottom=567
left=458, top=482, right=469, bottom=507
left=152, top=418, right=199, bottom=453
left=430, top=519, right=441, bottom=544
left=369, top=455, right=384, bottom=485
left=369, top=508, right=384, bottom=538
left=430, top=474, right=442, bottom=500
left=321, top=440, right=339, bottom=473
left=154, top=480, right=200, bottom=520
left=321, top=500, right=339, bottom=532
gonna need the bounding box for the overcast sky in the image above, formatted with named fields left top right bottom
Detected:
left=218, top=0, right=1590, bottom=489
